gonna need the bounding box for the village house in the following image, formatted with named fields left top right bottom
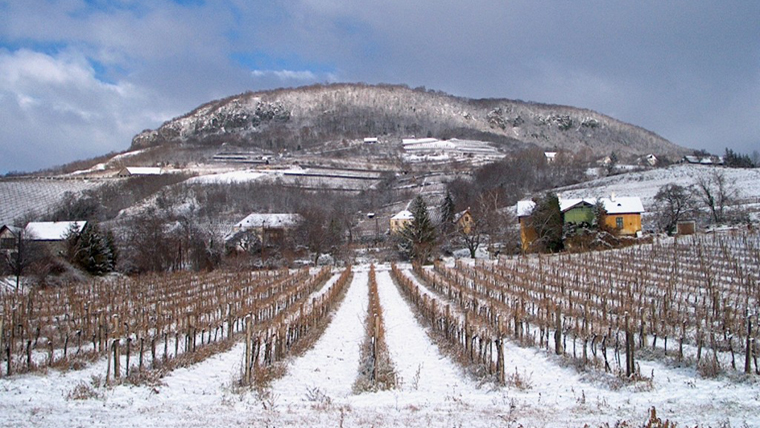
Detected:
left=560, top=198, right=597, bottom=227
left=226, top=213, right=302, bottom=250
left=390, top=210, right=413, bottom=234
left=516, top=200, right=538, bottom=252
left=598, top=195, right=644, bottom=236
left=453, top=209, right=474, bottom=234
left=24, top=221, right=87, bottom=255
left=516, top=195, right=644, bottom=250
left=117, top=166, right=163, bottom=177
left=0, top=225, right=22, bottom=254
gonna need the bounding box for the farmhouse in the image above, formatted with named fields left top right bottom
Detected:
left=516, top=200, right=538, bottom=252
left=117, top=166, right=163, bottom=177
left=0, top=225, right=22, bottom=253
left=227, top=213, right=302, bottom=248
left=560, top=198, right=597, bottom=227
left=24, top=221, right=87, bottom=254
left=390, top=210, right=414, bottom=234
left=516, top=195, right=645, bottom=250
left=453, top=209, right=474, bottom=234
left=599, top=196, right=644, bottom=236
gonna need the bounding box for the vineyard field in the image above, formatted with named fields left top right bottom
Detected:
left=0, top=179, right=104, bottom=225
left=1, top=234, right=759, bottom=427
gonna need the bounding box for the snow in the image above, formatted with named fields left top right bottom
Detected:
left=1, top=263, right=759, bottom=427
left=187, top=167, right=306, bottom=184
left=233, top=213, right=302, bottom=229
left=558, top=164, right=760, bottom=211
left=390, top=210, right=413, bottom=220
left=600, top=196, right=644, bottom=214
left=25, top=220, right=85, bottom=240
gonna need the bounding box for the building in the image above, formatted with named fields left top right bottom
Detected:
left=516, top=195, right=644, bottom=250
left=390, top=210, right=413, bottom=234
left=560, top=198, right=597, bottom=227
left=24, top=221, right=87, bottom=254
left=454, top=209, right=474, bottom=234
left=516, top=200, right=537, bottom=252
left=0, top=225, right=22, bottom=253
left=227, top=213, right=302, bottom=249
left=117, top=167, right=163, bottom=177
left=599, top=196, right=644, bottom=236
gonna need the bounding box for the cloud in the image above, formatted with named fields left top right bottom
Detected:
left=1, top=0, right=759, bottom=173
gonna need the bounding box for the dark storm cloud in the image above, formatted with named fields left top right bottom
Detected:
left=0, top=0, right=758, bottom=173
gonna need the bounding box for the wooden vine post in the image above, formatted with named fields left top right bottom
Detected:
left=244, top=316, right=252, bottom=386
left=625, top=312, right=635, bottom=377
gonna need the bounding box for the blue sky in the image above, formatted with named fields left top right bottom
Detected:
left=0, top=0, right=758, bottom=173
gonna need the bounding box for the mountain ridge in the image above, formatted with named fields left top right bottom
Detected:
left=131, top=83, right=688, bottom=160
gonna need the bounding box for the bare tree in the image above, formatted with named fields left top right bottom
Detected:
left=654, top=184, right=695, bottom=234
left=2, top=228, right=50, bottom=290
left=694, top=170, right=738, bottom=224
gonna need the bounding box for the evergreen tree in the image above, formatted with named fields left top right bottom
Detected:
left=398, top=196, right=437, bottom=263
left=529, top=192, right=563, bottom=252
left=439, top=190, right=456, bottom=239
left=69, top=223, right=114, bottom=275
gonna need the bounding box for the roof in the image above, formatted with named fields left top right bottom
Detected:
left=518, top=196, right=643, bottom=217
left=391, top=210, right=413, bottom=220
left=453, top=209, right=471, bottom=223
left=0, top=225, right=22, bottom=235
left=599, top=197, right=644, bottom=215
left=559, top=198, right=596, bottom=213
left=516, top=200, right=535, bottom=217
left=234, top=213, right=302, bottom=230
left=124, top=167, right=162, bottom=175
left=25, top=221, right=86, bottom=241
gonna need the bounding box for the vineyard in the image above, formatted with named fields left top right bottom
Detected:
left=1, top=233, right=759, bottom=427
left=0, top=267, right=337, bottom=381
left=0, top=178, right=104, bottom=225
left=393, top=232, right=760, bottom=380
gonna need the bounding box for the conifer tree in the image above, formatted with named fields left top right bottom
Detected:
left=399, top=195, right=437, bottom=263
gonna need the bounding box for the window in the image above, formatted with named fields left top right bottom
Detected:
left=1, top=237, right=15, bottom=250
left=615, top=217, right=624, bottom=229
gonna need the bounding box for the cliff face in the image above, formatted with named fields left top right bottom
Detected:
left=131, top=83, right=687, bottom=159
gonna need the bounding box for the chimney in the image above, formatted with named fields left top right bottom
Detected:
left=610, top=192, right=616, bottom=202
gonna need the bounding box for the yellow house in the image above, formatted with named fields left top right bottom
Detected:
left=600, top=196, right=644, bottom=236
left=516, top=200, right=538, bottom=252
left=454, top=209, right=474, bottom=234
left=390, top=210, right=413, bottom=234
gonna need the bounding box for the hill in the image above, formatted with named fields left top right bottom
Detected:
left=131, top=83, right=688, bottom=161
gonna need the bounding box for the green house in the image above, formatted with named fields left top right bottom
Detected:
left=560, top=198, right=596, bottom=226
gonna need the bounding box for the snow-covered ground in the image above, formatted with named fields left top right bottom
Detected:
left=559, top=164, right=760, bottom=210
left=1, top=264, right=759, bottom=427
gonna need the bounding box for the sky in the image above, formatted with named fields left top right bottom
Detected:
left=0, top=0, right=758, bottom=174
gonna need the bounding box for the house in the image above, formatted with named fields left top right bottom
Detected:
left=453, top=209, right=474, bottom=234
left=390, top=210, right=413, bottom=234
left=516, top=195, right=644, bottom=249
left=544, top=152, right=557, bottom=164
left=599, top=195, right=644, bottom=236
left=117, top=166, right=163, bottom=177
left=24, top=221, right=87, bottom=254
left=0, top=225, right=22, bottom=253
left=363, top=137, right=379, bottom=144
left=516, top=200, right=537, bottom=252
left=560, top=198, right=597, bottom=227
left=227, top=213, right=302, bottom=248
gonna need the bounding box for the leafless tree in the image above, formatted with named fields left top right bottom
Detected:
left=654, top=184, right=695, bottom=234
left=694, top=170, right=738, bottom=224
